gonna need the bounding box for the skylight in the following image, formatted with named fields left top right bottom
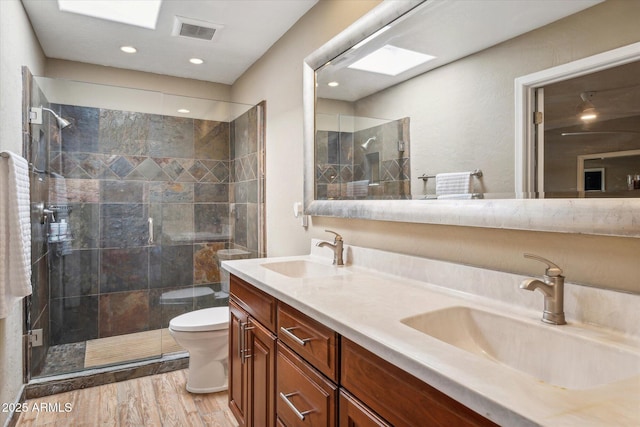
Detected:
left=57, top=0, right=162, bottom=30
left=348, top=45, right=436, bottom=76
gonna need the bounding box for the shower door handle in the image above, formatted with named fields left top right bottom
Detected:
left=148, top=218, right=154, bottom=244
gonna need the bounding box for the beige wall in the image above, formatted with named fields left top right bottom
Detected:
left=45, top=59, right=233, bottom=101
left=231, top=0, right=383, bottom=256
left=353, top=0, right=640, bottom=198
left=0, top=0, right=46, bottom=425
left=234, top=0, right=639, bottom=293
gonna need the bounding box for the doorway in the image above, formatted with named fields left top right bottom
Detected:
left=515, top=41, right=640, bottom=198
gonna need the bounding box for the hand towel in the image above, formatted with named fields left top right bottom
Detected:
left=346, top=180, right=369, bottom=198
left=0, top=151, right=32, bottom=319
left=437, top=193, right=474, bottom=200
left=50, top=172, right=68, bottom=205
left=435, top=172, right=473, bottom=196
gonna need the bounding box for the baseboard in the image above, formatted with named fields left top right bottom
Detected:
left=3, top=384, right=26, bottom=427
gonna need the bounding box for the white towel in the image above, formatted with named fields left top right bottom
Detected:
left=0, top=151, right=32, bottom=319
left=346, top=180, right=369, bottom=198
left=437, top=193, right=474, bottom=200
left=435, top=172, right=473, bottom=196
left=50, top=172, right=68, bottom=205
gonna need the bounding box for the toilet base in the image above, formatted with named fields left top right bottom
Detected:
left=186, top=380, right=228, bottom=394
left=185, top=355, right=228, bottom=394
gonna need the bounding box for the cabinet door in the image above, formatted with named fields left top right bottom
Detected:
left=229, top=300, right=249, bottom=427
left=339, top=390, right=391, bottom=427
left=247, top=318, right=277, bottom=427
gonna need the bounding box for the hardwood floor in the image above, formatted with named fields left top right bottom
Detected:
left=15, top=370, right=238, bottom=427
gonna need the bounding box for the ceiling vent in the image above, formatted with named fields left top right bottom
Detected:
left=172, top=16, right=223, bottom=41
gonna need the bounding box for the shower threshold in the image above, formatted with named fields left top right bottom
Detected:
left=27, top=348, right=188, bottom=400
left=35, top=328, right=185, bottom=379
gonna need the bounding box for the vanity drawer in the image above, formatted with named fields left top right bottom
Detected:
left=278, top=303, right=339, bottom=382
left=277, top=343, right=337, bottom=427
left=341, top=338, right=498, bottom=427
left=230, top=274, right=277, bottom=333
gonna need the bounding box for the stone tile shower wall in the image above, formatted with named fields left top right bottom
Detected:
left=46, top=103, right=253, bottom=345
left=316, top=117, right=410, bottom=199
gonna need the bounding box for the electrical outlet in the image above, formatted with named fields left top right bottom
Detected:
left=30, top=329, right=43, bottom=347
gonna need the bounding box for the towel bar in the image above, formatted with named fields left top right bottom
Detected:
left=419, top=169, right=482, bottom=181
left=424, top=193, right=484, bottom=199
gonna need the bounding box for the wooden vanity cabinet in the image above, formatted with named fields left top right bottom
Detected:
left=341, top=338, right=498, bottom=427
left=228, top=274, right=497, bottom=427
left=229, top=276, right=277, bottom=427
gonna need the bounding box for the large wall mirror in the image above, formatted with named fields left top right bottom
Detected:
left=303, top=0, right=640, bottom=237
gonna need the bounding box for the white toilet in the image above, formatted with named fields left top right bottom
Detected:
left=169, top=306, right=229, bottom=393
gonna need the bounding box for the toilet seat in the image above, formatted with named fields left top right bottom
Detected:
left=169, top=307, right=229, bottom=332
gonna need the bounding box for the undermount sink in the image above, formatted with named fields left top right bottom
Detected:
left=401, top=306, right=640, bottom=389
left=260, top=260, right=349, bottom=279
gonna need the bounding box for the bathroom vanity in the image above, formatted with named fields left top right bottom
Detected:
left=223, top=241, right=640, bottom=426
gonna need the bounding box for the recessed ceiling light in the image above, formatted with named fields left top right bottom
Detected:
left=120, top=46, right=137, bottom=54
left=348, top=45, right=436, bottom=76
left=328, top=81, right=339, bottom=87
left=189, top=58, right=204, bottom=65
left=177, top=108, right=190, bottom=114
left=58, top=0, right=161, bottom=29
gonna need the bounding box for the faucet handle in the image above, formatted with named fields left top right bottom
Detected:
left=524, top=253, right=563, bottom=277
left=324, top=229, right=343, bottom=242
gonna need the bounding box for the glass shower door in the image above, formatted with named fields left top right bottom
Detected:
left=26, top=76, right=263, bottom=379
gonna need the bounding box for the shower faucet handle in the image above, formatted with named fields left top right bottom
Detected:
left=32, top=202, right=55, bottom=224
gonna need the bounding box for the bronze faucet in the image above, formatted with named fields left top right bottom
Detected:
left=316, top=230, right=344, bottom=265
left=520, top=253, right=566, bottom=325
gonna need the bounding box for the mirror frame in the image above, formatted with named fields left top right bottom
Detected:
left=303, top=1, right=640, bottom=237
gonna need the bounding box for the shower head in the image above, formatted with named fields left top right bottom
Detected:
left=41, top=107, right=72, bottom=129
left=360, top=137, right=376, bottom=151
left=30, top=106, right=72, bottom=129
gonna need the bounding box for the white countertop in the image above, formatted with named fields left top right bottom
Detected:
left=222, top=242, right=640, bottom=426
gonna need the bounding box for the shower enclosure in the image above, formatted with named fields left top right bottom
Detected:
left=315, top=113, right=410, bottom=200
left=24, top=68, right=265, bottom=379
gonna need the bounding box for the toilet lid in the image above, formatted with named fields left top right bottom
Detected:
left=169, top=307, right=229, bottom=332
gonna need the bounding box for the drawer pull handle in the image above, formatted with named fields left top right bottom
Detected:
left=280, top=326, right=312, bottom=346
left=279, top=392, right=313, bottom=420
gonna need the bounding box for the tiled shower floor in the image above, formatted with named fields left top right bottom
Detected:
left=38, top=342, right=86, bottom=377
